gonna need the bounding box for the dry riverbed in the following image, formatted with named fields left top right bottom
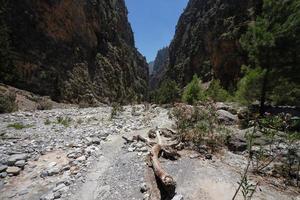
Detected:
left=0, top=105, right=299, bottom=200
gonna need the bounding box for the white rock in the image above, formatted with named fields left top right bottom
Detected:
left=172, top=194, right=184, bottom=200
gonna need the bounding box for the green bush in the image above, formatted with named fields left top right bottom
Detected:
left=270, top=79, right=300, bottom=106
left=151, top=79, right=180, bottom=104
left=235, top=67, right=264, bottom=105
left=205, top=79, right=231, bottom=102
left=37, top=98, right=53, bottom=110
left=182, top=75, right=206, bottom=105
left=7, top=122, right=33, bottom=130
left=0, top=90, right=17, bottom=113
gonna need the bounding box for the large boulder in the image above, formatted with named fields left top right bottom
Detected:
left=216, top=109, right=238, bottom=125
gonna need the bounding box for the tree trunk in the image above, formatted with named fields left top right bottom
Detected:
left=260, top=67, right=270, bottom=116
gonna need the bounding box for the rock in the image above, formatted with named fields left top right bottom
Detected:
left=18, top=189, right=29, bottom=196
left=7, top=154, right=28, bottom=166
left=216, top=110, right=238, bottom=125
left=0, top=165, right=8, bottom=172
left=53, top=191, right=62, bottom=199
left=46, top=163, right=60, bottom=176
left=140, top=183, right=148, bottom=193
left=40, top=192, right=54, bottom=200
left=205, top=154, right=212, bottom=160
left=172, top=194, right=184, bottom=200
left=216, top=102, right=237, bottom=114
left=0, top=172, right=7, bottom=178
left=15, top=160, right=26, bottom=168
left=136, top=142, right=144, bottom=148
left=76, top=156, right=86, bottom=162
left=6, top=166, right=21, bottom=175
left=40, top=170, right=49, bottom=177
left=147, top=129, right=157, bottom=139
left=227, top=137, right=248, bottom=152
left=128, top=147, right=135, bottom=152
left=189, top=154, right=201, bottom=159
left=139, top=147, right=148, bottom=152
left=4, top=1, right=149, bottom=103
left=53, top=183, right=66, bottom=192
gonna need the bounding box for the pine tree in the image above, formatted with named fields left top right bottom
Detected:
left=239, top=0, right=300, bottom=112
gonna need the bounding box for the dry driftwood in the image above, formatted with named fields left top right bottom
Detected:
left=123, top=129, right=178, bottom=198
left=149, top=131, right=176, bottom=195
left=145, top=156, right=161, bottom=200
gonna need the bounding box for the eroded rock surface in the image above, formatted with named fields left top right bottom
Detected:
left=2, top=0, right=148, bottom=104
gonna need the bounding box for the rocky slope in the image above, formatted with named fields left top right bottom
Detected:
left=165, top=0, right=262, bottom=88
left=149, top=47, right=169, bottom=89
left=0, top=0, right=148, bottom=104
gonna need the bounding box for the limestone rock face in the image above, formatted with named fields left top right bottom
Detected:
left=2, top=0, right=148, bottom=104
left=165, top=0, right=262, bottom=88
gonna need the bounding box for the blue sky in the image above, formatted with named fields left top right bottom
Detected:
left=125, top=0, right=189, bottom=62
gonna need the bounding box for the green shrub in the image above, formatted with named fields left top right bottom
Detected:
left=37, top=98, right=53, bottom=110
left=235, top=67, right=264, bottom=105
left=182, top=75, right=206, bottom=105
left=270, top=79, right=300, bottom=106
left=56, top=116, right=72, bottom=127
left=0, top=90, right=17, bottom=113
left=205, top=79, right=231, bottom=102
left=151, top=79, right=180, bottom=104
left=110, top=103, right=123, bottom=119
left=7, top=122, right=33, bottom=130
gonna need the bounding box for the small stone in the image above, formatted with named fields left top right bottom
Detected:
left=53, top=191, right=62, bottom=199
left=53, top=183, right=66, bottom=192
left=7, top=154, right=28, bottom=166
left=136, top=143, right=144, bottom=148
left=0, top=165, right=8, bottom=172
left=172, top=194, right=184, bottom=200
left=6, top=166, right=21, bottom=175
left=47, top=165, right=60, bottom=176
left=18, top=189, right=29, bottom=196
left=40, top=192, right=54, bottom=200
left=139, top=147, right=148, bottom=152
left=189, top=154, right=200, bottom=159
left=15, top=160, right=26, bottom=168
left=140, top=183, right=148, bottom=193
left=40, top=170, right=48, bottom=177
left=143, top=193, right=150, bottom=200
left=205, top=154, right=212, bottom=160
left=76, top=156, right=86, bottom=162
left=0, top=172, right=7, bottom=178
left=128, top=147, right=135, bottom=152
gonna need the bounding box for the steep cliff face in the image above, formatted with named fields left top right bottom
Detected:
left=1, top=0, right=148, bottom=104
left=149, top=47, right=169, bottom=89
left=166, top=0, right=262, bottom=88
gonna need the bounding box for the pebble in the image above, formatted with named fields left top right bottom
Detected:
left=189, top=154, right=201, bottom=159
left=0, top=165, right=8, bottom=172
left=205, top=154, right=212, bottom=160
left=140, top=182, right=148, bottom=193
left=15, top=160, right=26, bottom=168
left=139, top=147, right=148, bottom=152
left=40, top=192, right=54, bottom=200
left=76, top=155, right=86, bottom=162
left=7, top=154, right=28, bottom=166
left=0, top=172, right=7, bottom=178
left=172, top=194, right=184, bottom=200
left=6, top=166, right=21, bottom=175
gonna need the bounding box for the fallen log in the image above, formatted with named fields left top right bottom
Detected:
left=149, top=131, right=176, bottom=195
